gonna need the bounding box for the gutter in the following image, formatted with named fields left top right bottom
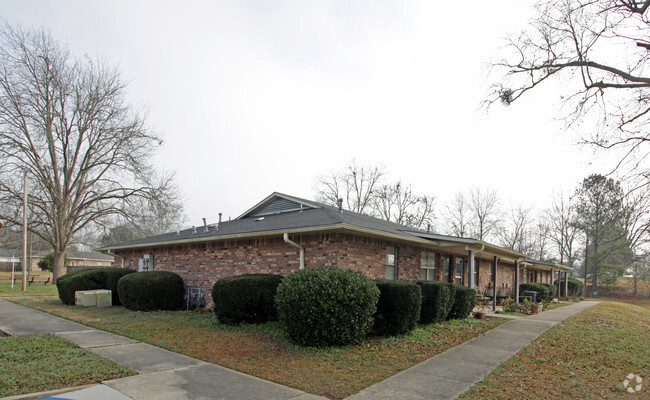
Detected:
left=283, top=233, right=304, bottom=269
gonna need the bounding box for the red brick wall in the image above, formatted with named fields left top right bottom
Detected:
left=475, top=258, right=516, bottom=297
left=114, top=232, right=431, bottom=306
left=114, top=231, right=519, bottom=305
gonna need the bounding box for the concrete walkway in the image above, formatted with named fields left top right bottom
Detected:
left=346, top=301, right=598, bottom=400
left=0, top=299, right=323, bottom=400
left=0, top=299, right=597, bottom=400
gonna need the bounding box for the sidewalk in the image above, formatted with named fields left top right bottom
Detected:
left=0, top=299, right=324, bottom=400
left=346, top=301, right=598, bottom=400
left=0, top=299, right=597, bottom=400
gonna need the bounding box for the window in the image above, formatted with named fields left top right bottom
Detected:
left=386, top=246, right=396, bottom=280
left=420, top=252, right=437, bottom=281
left=455, top=258, right=463, bottom=285
left=521, top=268, right=528, bottom=283
left=536, top=271, right=541, bottom=283
left=443, top=255, right=451, bottom=283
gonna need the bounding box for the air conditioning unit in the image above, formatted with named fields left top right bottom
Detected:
left=95, top=290, right=112, bottom=307
left=75, top=290, right=97, bottom=307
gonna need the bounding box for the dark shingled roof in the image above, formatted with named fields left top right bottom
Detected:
left=99, top=192, right=445, bottom=250
left=99, top=192, right=524, bottom=260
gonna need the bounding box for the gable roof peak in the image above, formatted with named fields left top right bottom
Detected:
left=236, top=192, right=324, bottom=219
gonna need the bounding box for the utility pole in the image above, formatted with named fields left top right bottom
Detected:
left=584, top=233, right=588, bottom=296
left=22, top=171, right=27, bottom=291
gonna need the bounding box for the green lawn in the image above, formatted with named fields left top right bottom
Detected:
left=0, top=281, right=58, bottom=297
left=11, top=296, right=505, bottom=399
left=0, top=333, right=136, bottom=397
left=459, top=301, right=650, bottom=399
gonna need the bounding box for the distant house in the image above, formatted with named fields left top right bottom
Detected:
left=28, top=250, right=114, bottom=272
left=0, top=248, right=21, bottom=273
left=99, top=192, right=571, bottom=306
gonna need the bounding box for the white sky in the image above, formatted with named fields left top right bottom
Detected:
left=2, top=0, right=614, bottom=227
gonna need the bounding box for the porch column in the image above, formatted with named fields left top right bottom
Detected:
left=467, top=250, right=474, bottom=288
left=492, top=256, right=498, bottom=312
left=565, top=271, right=569, bottom=298
left=514, top=260, right=519, bottom=303
left=557, top=269, right=561, bottom=298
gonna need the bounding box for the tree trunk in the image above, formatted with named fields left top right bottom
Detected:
left=592, top=243, right=598, bottom=292
left=52, top=250, right=66, bottom=284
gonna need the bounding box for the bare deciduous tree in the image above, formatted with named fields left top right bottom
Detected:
left=489, top=0, right=650, bottom=180
left=315, top=160, right=384, bottom=214
left=373, top=181, right=435, bottom=230
left=0, top=23, right=183, bottom=282
left=443, top=192, right=472, bottom=237
left=469, top=188, right=502, bottom=241
left=546, top=191, right=581, bottom=268
left=499, top=204, right=534, bottom=254
left=315, top=161, right=435, bottom=229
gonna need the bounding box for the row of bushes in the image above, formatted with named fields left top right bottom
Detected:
left=520, top=279, right=585, bottom=302
left=213, top=267, right=476, bottom=346
left=57, top=268, right=184, bottom=311
left=57, top=266, right=478, bottom=347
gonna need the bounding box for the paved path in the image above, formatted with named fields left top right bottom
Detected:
left=346, top=301, right=598, bottom=400
left=0, top=299, right=323, bottom=400
left=0, top=299, right=597, bottom=400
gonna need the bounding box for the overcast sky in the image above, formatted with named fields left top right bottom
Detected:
left=2, top=0, right=613, bottom=228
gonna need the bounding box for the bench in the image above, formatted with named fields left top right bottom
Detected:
left=0, top=276, right=22, bottom=283
left=27, top=275, right=51, bottom=286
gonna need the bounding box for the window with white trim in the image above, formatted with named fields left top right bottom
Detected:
left=386, top=246, right=397, bottom=280
left=420, top=252, right=437, bottom=281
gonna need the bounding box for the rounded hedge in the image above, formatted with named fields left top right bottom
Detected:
left=373, top=280, right=422, bottom=336
left=275, top=266, right=380, bottom=347
left=416, top=281, right=455, bottom=324
left=540, top=283, right=557, bottom=300
left=447, top=285, right=476, bottom=319
left=212, top=273, right=284, bottom=325
left=117, top=271, right=185, bottom=311
left=56, top=267, right=136, bottom=305
left=554, top=277, right=585, bottom=298
left=519, top=283, right=552, bottom=302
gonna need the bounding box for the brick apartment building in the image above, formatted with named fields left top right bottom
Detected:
left=99, top=192, right=570, bottom=306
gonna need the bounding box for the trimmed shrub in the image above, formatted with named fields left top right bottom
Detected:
left=416, top=281, right=455, bottom=324
left=56, top=267, right=136, bottom=305
left=275, top=266, right=380, bottom=347
left=541, top=283, right=558, bottom=299
left=447, top=286, right=476, bottom=319
left=519, top=283, right=552, bottom=302
left=117, top=271, right=185, bottom=311
left=212, top=273, right=284, bottom=324
left=373, top=280, right=422, bottom=336
left=554, top=277, right=585, bottom=298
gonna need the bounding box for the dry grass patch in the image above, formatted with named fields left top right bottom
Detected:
left=459, top=302, right=650, bottom=399
left=12, top=296, right=504, bottom=399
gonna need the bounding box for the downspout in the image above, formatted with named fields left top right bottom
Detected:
left=283, top=233, right=304, bottom=270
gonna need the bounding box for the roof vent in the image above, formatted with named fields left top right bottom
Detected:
left=203, top=218, right=208, bottom=233
left=192, top=226, right=196, bottom=234
left=255, top=217, right=265, bottom=222
left=176, top=230, right=180, bottom=236
left=337, top=198, right=343, bottom=213
left=300, top=203, right=303, bottom=212
left=427, top=224, right=431, bottom=234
